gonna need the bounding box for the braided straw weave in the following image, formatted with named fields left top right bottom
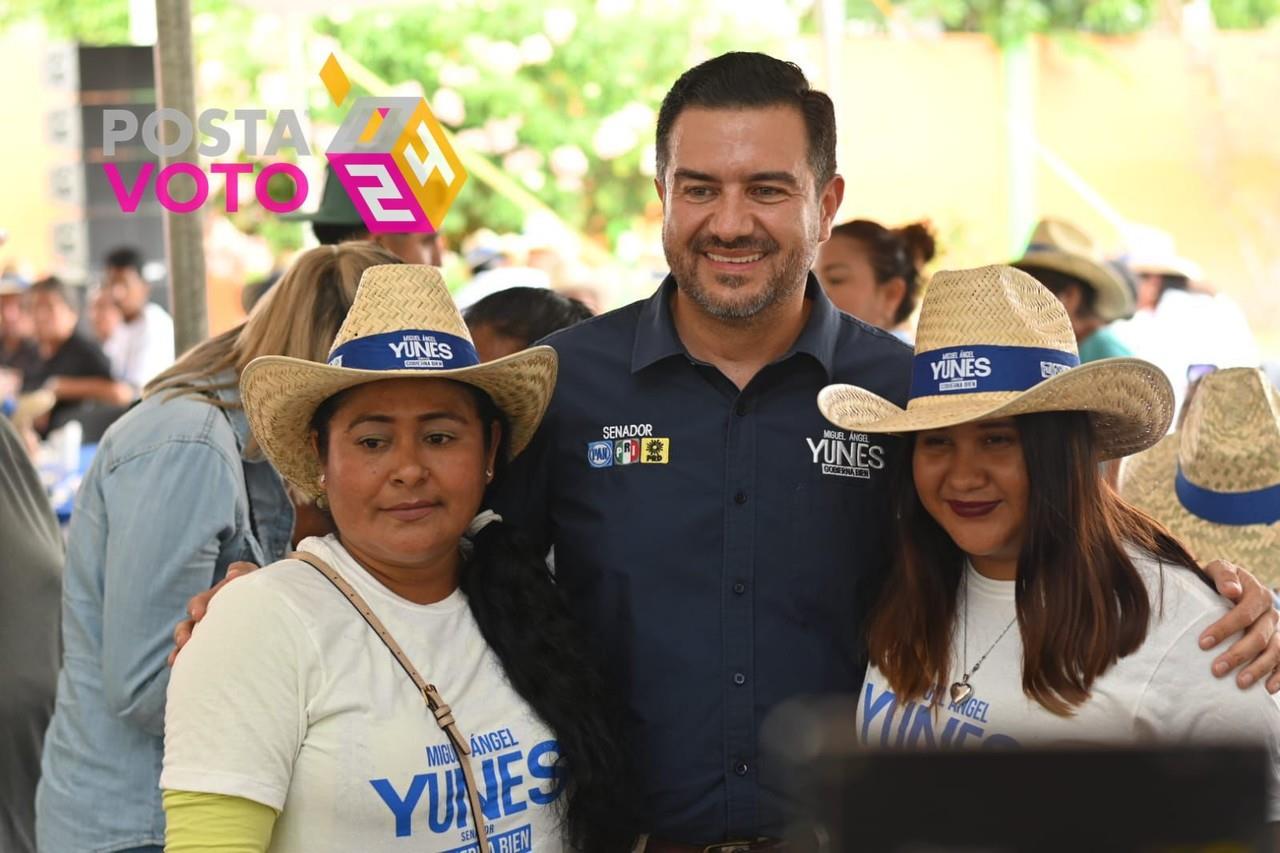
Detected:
left=1014, top=218, right=1134, bottom=322
left=1119, top=368, right=1280, bottom=584
left=817, top=264, right=1173, bottom=460
left=240, top=264, right=557, bottom=498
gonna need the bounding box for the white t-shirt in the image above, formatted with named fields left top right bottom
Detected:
left=859, top=550, right=1280, bottom=820
left=107, top=301, right=174, bottom=388
left=163, top=534, right=568, bottom=852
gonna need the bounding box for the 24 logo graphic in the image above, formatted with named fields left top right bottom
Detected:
left=320, top=54, right=467, bottom=234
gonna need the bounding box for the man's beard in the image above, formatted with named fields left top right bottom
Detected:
left=666, top=233, right=815, bottom=323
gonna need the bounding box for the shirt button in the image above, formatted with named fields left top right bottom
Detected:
left=733, top=671, right=746, bottom=686
left=735, top=401, right=747, bottom=417
left=734, top=490, right=747, bottom=505
left=733, top=581, right=746, bottom=595
left=734, top=761, right=749, bottom=776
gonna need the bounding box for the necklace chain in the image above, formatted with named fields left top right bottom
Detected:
left=960, top=571, right=1018, bottom=685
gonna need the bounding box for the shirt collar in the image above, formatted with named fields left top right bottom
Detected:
left=630, top=273, right=841, bottom=380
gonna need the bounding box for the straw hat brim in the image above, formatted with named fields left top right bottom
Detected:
left=1120, top=436, right=1280, bottom=586
left=1016, top=252, right=1133, bottom=322
left=818, top=357, right=1173, bottom=460
left=240, top=345, right=556, bottom=498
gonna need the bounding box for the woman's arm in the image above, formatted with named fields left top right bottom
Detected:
left=163, top=571, right=316, bottom=814
left=99, top=439, right=242, bottom=736
left=1137, top=607, right=1280, bottom=824
left=163, top=790, right=277, bottom=853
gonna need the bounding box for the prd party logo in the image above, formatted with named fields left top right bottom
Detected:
left=319, top=54, right=466, bottom=233
left=100, top=53, right=466, bottom=232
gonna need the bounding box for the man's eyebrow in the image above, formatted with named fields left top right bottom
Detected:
left=672, top=169, right=801, bottom=188
left=745, top=171, right=800, bottom=187
left=672, top=168, right=719, bottom=183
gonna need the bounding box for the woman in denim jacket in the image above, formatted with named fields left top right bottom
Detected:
left=36, top=242, right=401, bottom=853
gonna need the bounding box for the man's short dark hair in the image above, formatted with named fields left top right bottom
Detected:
left=104, top=246, right=143, bottom=274
left=655, top=51, right=837, bottom=192
left=464, top=287, right=594, bottom=348
left=30, top=276, right=73, bottom=309
left=312, top=223, right=371, bottom=245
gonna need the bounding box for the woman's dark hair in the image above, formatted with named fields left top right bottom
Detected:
left=464, top=287, right=594, bottom=349
left=310, top=382, right=637, bottom=849
left=829, top=219, right=937, bottom=324
left=656, top=51, right=837, bottom=192
left=1014, top=265, right=1099, bottom=317
left=867, top=410, right=1208, bottom=716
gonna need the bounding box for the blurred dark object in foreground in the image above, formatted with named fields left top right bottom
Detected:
left=766, top=696, right=1270, bottom=852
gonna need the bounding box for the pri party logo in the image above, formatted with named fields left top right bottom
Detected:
left=101, top=53, right=466, bottom=233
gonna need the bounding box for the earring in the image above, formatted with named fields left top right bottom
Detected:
left=318, top=473, right=326, bottom=486
left=485, top=468, right=494, bottom=482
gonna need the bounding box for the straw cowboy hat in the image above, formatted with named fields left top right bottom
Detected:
left=817, top=265, right=1172, bottom=459
left=1120, top=367, right=1280, bottom=584
left=240, top=264, right=557, bottom=499
left=1014, top=218, right=1135, bottom=322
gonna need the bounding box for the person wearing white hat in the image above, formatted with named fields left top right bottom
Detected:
left=818, top=266, right=1280, bottom=814
left=1120, top=367, right=1280, bottom=588
left=161, top=265, right=635, bottom=853
left=1110, top=228, right=1260, bottom=423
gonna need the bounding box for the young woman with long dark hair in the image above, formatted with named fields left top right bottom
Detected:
left=161, top=265, right=635, bottom=852
left=818, top=266, right=1280, bottom=819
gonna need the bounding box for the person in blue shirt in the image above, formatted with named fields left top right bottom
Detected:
left=173, top=52, right=1280, bottom=850
left=35, top=242, right=400, bottom=853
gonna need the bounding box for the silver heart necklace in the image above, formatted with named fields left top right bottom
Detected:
left=950, top=570, right=1018, bottom=706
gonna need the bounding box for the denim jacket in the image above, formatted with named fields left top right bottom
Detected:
left=36, top=374, right=293, bottom=853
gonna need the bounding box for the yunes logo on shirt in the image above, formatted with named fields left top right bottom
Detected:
left=587, top=423, right=670, bottom=468
left=806, top=429, right=885, bottom=480
left=369, top=728, right=563, bottom=845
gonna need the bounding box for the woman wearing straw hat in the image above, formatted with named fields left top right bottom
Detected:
left=161, top=265, right=635, bottom=852
left=36, top=242, right=401, bottom=853
left=1120, top=367, right=1280, bottom=589
left=817, top=266, right=1280, bottom=816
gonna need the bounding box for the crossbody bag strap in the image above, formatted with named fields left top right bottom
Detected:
left=289, top=550, right=490, bottom=850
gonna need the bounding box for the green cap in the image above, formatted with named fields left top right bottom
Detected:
left=283, top=163, right=364, bottom=227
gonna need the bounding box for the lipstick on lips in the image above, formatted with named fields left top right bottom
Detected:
left=946, top=500, right=1001, bottom=518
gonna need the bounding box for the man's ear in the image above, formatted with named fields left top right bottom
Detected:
left=817, top=174, right=846, bottom=242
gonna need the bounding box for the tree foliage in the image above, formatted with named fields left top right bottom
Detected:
left=849, top=0, right=1277, bottom=43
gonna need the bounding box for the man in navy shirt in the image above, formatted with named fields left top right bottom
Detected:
left=491, top=54, right=911, bottom=843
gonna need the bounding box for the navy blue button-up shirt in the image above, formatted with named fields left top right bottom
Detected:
left=490, top=275, right=912, bottom=842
